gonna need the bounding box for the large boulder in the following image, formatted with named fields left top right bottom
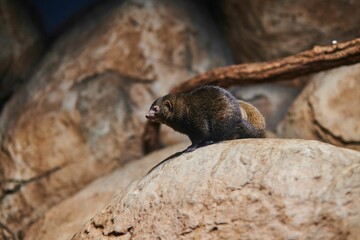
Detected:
left=73, top=139, right=360, bottom=239
left=277, top=63, right=360, bottom=150
left=0, top=0, right=231, bottom=237
left=221, top=0, right=360, bottom=63
left=0, top=0, right=44, bottom=108
left=24, top=143, right=187, bottom=240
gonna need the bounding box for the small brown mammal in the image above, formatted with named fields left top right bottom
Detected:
left=146, top=86, right=265, bottom=152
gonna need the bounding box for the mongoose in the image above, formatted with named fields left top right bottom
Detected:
left=146, top=86, right=265, bottom=152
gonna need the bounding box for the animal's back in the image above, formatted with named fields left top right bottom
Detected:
left=187, top=86, right=240, bottom=117
left=184, top=86, right=243, bottom=141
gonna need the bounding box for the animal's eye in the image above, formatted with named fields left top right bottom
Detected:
left=153, top=106, right=160, bottom=112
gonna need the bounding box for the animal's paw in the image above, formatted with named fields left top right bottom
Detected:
left=184, top=145, right=197, bottom=153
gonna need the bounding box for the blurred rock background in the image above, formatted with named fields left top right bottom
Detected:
left=0, top=0, right=359, bottom=239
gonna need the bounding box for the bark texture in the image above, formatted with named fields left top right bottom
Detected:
left=171, top=37, right=360, bottom=93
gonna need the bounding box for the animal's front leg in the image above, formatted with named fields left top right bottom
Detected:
left=184, top=139, right=216, bottom=153
left=184, top=143, right=199, bottom=153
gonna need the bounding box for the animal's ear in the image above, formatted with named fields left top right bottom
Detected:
left=165, top=100, right=173, bottom=111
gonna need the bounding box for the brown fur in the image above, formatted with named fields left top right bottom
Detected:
left=146, top=86, right=265, bottom=152
left=239, top=100, right=266, bottom=135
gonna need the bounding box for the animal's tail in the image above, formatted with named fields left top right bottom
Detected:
left=237, top=118, right=266, bottom=139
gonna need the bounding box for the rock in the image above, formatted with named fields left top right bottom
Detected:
left=277, top=63, right=360, bottom=150
left=0, top=0, right=231, bottom=237
left=0, top=0, right=44, bottom=109
left=73, top=139, right=360, bottom=239
left=221, top=0, right=360, bottom=63
left=24, top=143, right=187, bottom=240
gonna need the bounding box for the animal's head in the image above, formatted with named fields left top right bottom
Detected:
left=146, top=96, right=174, bottom=124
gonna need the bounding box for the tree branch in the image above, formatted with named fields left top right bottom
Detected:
left=171, top=37, right=360, bottom=93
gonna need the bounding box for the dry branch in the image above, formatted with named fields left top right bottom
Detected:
left=171, top=37, right=360, bottom=93
left=144, top=37, right=360, bottom=153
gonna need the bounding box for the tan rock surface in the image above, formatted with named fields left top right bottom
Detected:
left=222, top=0, right=360, bottom=63
left=73, top=139, right=360, bottom=240
left=0, top=0, right=44, bottom=106
left=277, top=63, right=360, bottom=150
left=0, top=0, right=230, bottom=237
left=24, top=143, right=187, bottom=240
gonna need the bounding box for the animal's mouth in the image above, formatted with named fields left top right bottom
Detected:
left=145, top=113, right=158, bottom=122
